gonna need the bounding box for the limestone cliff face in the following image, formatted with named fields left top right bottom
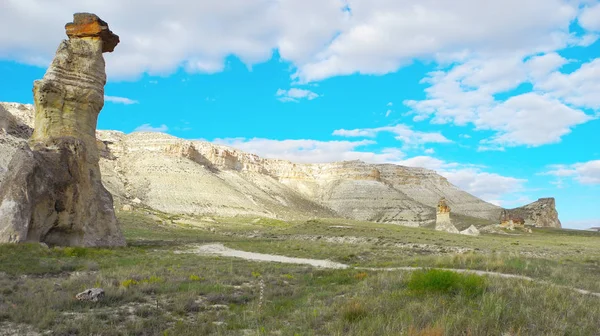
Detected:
left=0, top=14, right=125, bottom=246
left=88, top=133, right=497, bottom=226
left=503, top=198, right=562, bottom=228
left=0, top=103, right=561, bottom=228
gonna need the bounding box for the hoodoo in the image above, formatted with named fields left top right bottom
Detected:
left=0, top=13, right=125, bottom=246
left=435, top=198, right=459, bottom=234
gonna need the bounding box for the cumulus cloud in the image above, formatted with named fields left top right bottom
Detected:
left=404, top=54, right=596, bottom=148
left=332, top=124, right=451, bottom=147
left=440, top=169, right=526, bottom=202
left=276, top=88, right=320, bottom=102
left=212, top=138, right=405, bottom=164
left=544, top=160, right=600, bottom=185
left=104, top=95, right=138, bottom=105
left=394, top=156, right=526, bottom=203
left=293, top=0, right=580, bottom=82
left=0, top=0, right=348, bottom=80
left=476, top=93, right=591, bottom=149
left=133, top=123, right=169, bottom=133
left=535, top=58, right=600, bottom=109
left=579, top=3, right=600, bottom=32
left=0, top=0, right=590, bottom=82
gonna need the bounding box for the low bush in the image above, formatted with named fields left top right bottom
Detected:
left=407, top=269, right=487, bottom=297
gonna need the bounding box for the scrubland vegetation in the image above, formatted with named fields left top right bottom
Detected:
left=1, top=210, right=599, bottom=335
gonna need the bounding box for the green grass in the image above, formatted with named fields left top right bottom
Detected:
left=407, top=269, right=487, bottom=297
left=0, top=209, right=599, bottom=335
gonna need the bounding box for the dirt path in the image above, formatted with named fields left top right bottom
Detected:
left=181, top=243, right=348, bottom=269
left=183, top=243, right=600, bottom=298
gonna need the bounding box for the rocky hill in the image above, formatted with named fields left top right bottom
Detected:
left=0, top=102, right=562, bottom=228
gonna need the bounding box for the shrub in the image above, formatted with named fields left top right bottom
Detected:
left=354, top=272, right=368, bottom=281
left=142, top=276, right=163, bottom=284
left=342, top=300, right=368, bottom=322
left=121, top=279, right=139, bottom=288
left=189, top=275, right=203, bottom=281
left=62, top=247, right=88, bottom=257
left=407, top=269, right=486, bottom=297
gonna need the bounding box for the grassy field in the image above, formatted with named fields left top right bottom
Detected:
left=1, top=209, right=599, bottom=335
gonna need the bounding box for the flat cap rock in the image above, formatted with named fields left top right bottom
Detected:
left=65, top=13, right=119, bottom=52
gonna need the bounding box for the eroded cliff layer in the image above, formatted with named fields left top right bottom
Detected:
left=0, top=103, right=562, bottom=228
left=0, top=14, right=125, bottom=246
left=503, top=198, right=562, bottom=228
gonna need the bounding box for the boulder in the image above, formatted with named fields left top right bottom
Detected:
left=75, top=288, right=105, bottom=302
left=0, top=13, right=125, bottom=247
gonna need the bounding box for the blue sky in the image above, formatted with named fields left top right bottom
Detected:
left=1, top=0, right=599, bottom=229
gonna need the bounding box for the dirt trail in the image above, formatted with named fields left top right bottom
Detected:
left=181, top=243, right=348, bottom=269
left=183, top=243, right=600, bottom=299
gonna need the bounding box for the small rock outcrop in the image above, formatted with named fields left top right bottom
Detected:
left=435, top=198, right=459, bottom=234
left=460, top=225, right=480, bottom=236
left=0, top=13, right=125, bottom=246
left=501, top=198, right=562, bottom=228
left=76, top=288, right=105, bottom=302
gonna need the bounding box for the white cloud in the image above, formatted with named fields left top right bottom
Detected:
left=439, top=169, right=526, bottom=202
left=405, top=54, right=596, bottom=148
left=424, top=148, right=435, bottom=154
left=212, top=138, right=405, bottom=164
left=544, top=160, right=600, bottom=185
left=526, top=52, right=568, bottom=80
left=579, top=3, right=600, bottom=32
left=476, top=93, right=590, bottom=148
left=104, top=95, right=139, bottom=105
left=0, top=0, right=347, bottom=80
left=385, top=109, right=392, bottom=117
left=0, top=0, right=587, bottom=82
left=397, top=156, right=526, bottom=203
left=387, top=102, right=393, bottom=107
left=332, top=124, right=451, bottom=146
left=396, top=156, right=455, bottom=171
left=294, top=0, right=579, bottom=82
left=276, top=88, right=320, bottom=102
left=133, top=123, right=168, bottom=133
left=535, top=58, right=600, bottom=109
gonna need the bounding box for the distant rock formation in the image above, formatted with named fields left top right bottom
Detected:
left=499, top=209, right=525, bottom=229
left=435, top=198, right=459, bottom=233
left=501, top=198, right=562, bottom=228
left=0, top=13, right=125, bottom=246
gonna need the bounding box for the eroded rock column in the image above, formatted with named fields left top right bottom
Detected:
left=435, top=198, right=459, bottom=234
left=0, top=13, right=125, bottom=246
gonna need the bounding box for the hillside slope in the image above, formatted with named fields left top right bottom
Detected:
left=0, top=102, right=561, bottom=227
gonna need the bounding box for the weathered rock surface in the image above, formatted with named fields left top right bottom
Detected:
left=502, top=198, right=562, bottom=228
left=0, top=14, right=125, bottom=246
left=65, top=13, right=119, bottom=52
left=0, top=104, right=562, bottom=228
left=76, top=288, right=105, bottom=302
left=435, top=198, right=460, bottom=233
left=460, top=225, right=480, bottom=236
